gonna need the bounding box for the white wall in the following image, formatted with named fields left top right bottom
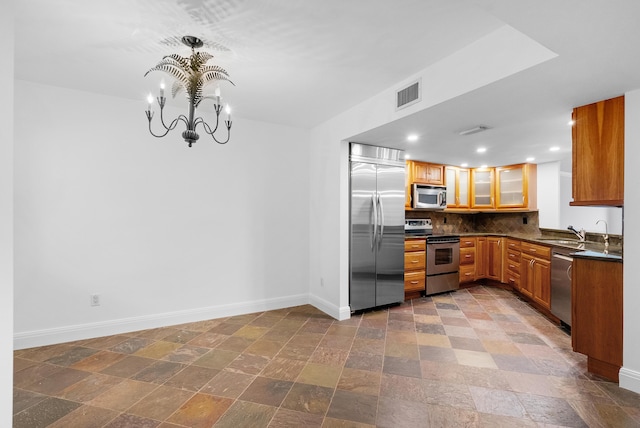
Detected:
left=558, top=172, right=623, bottom=235
left=537, top=161, right=561, bottom=229
left=537, top=160, right=623, bottom=235
left=621, top=89, right=640, bottom=393
left=14, top=81, right=311, bottom=348
left=0, top=1, right=14, bottom=424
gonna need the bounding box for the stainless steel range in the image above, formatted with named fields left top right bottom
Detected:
left=425, top=235, right=460, bottom=295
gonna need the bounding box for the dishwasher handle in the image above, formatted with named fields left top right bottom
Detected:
left=553, top=254, right=573, bottom=262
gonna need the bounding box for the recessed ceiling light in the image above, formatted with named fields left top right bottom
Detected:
left=567, top=120, right=575, bottom=126
left=407, top=134, right=418, bottom=142
left=405, top=154, right=411, bottom=159
left=461, top=163, right=468, bottom=167
left=550, top=146, right=560, bottom=152
left=480, top=164, right=488, bottom=169
left=526, top=157, right=535, bottom=162
left=477, top=147, right=487, bottom=153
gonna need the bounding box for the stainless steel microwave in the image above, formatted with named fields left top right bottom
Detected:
left=412, top=184, right=447, bottom=209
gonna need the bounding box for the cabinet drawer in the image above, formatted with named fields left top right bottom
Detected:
left=505, top=272, right=520, bottom=288
left=459, top=238, right=476, bottom=248
left=459, top=264, right=475, bottom=283
left=460, top=247, right=475, bottom=265
left=405, top=239, right=426, bottom=251
left=521, top=242, right=551, bottom=259
left=506, top=239, right=521, bottom=250
left=404, top=251, right=426, bottom=270
left=507, top=250, right=521, bottom=263
left=506, top=261, right=520, bottom=275
left=404, top=271, right=425, bottom=292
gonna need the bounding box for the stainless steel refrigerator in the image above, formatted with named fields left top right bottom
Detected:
left=349, top=143, right=405, bottom=311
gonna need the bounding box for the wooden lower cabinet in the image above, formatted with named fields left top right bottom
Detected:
left=462, top=236, right=502, bottom=282
left=504, top=239, right=522, bottom=290
left=459, top=237, right=476, bottom=284
left=486, top=237, right=504, bottom=282
left=459, top=237, right=550, bottom=314
left=404, top=238, right=426, bottom=298
left=520, top=242, right=551, bottom=309
left=475, top=237, right=487, bottom=280
left=572, top=257, right=623, bottom=381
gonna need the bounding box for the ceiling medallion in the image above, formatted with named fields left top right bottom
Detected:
left=144, top=36, right=234, bottom=147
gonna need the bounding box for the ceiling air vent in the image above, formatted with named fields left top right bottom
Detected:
left=396, top=79, right=421, bottom=110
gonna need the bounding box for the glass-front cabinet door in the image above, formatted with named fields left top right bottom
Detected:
left=495, top=163, right=536, bottom=209
left=471, top=168, right=495, bottom=209
left=445, top=166, right=470, bottom=208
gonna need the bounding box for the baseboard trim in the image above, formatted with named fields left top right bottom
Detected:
left=308, top=293, right=351, bottom=321
left=14, top=293, right=309, bottom=350
left=619, top=367, right=640, bottom=394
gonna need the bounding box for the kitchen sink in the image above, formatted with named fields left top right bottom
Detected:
left=538, top=239, right=582, bottom=245
left=537, top=238, right=585, bottom=248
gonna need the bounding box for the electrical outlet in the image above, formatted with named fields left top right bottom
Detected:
left=90, top=294, right=100, bottom=306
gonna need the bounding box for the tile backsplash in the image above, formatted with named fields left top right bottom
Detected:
left=405, top=210, right=541, bottom=236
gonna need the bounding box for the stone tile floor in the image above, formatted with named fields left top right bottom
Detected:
left=13, top=285, right=640, bottom=427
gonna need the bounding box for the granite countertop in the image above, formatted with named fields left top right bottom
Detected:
left=570, top=249, right=623, bottom=261
left=405, top=232, right=623, bottom=262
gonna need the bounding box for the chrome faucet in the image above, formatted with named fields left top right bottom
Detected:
left=596, top=219, right=609, bottom=247
left=567, top=225, right=586, bottom=242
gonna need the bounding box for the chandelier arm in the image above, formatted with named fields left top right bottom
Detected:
left=198, top=109, right=221, bottom=135
left=200, top=118, right=232, bottom=144
left=147, top=115, right=189, bottom=138
left=158, top=104, right=190, bottom=131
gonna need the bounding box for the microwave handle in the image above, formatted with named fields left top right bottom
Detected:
left=438, top=191, right=444, bottom=207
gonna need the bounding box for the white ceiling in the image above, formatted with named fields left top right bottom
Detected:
left=14, top=0, right=640, bottom=167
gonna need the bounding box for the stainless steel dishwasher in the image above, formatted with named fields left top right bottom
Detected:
left=551, top=248, right=573, bottom=328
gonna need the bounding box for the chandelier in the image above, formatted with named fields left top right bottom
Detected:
left=144, top=36, right=234, bottom=147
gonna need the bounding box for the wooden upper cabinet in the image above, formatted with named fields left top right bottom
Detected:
left=495, top=163, right=537, bottom=210
left=445, top=166, right=470, bottom=208
left=572, top=95, right=624, bottom=206
left=406, top=161, right=445, bottom=208
left=470, top=168, right=495, bottom=209
left=411, top=161, right=444, bottom=185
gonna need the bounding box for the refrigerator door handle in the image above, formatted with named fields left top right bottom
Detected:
left=371, top=193, right=378, bottom=249
left=377, top=193, right=385, bottom=245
